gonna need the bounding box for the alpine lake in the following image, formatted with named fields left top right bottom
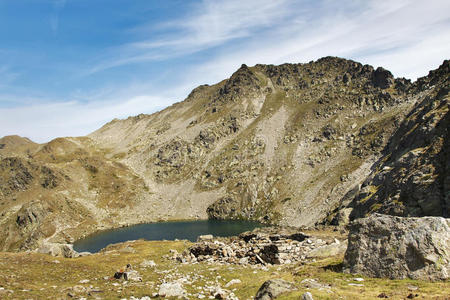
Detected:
left=73, top=220, right=264, bottom=253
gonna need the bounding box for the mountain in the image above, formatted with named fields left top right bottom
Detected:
left=0, top=57, right=448, bottom=252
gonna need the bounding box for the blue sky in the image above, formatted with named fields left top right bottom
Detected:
left=1, top=0, right=449, bottom=143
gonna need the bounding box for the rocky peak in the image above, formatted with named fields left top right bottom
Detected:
left=427, top=59, right=449, bottom=82
left=185, top=84, right=211, bottom=102
left=217, top=63, right=261, bottom=102
left=414, top=59, right=450, bottom=92
left=371, top=67, right=394, bottom=89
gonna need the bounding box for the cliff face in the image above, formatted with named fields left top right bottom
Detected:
left=0, top=57, right=448, bottom=251
left=332, top=60, right=449, bottom=222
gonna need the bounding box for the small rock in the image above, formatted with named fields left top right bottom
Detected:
left=300, top=279, right=330, bottom=290
left=353, top=277, right=364, bottom=282
left=140, top=260, right=156, bottom=268
left=72, top=285, right=86, bottom=293
left=255, top=279, right=297, bottom=300
left=225, top=279, right=241, bottom=288
left=126, top=270, right=142, bottom=282
left=76, top=252, right=92, bottom=257
left=213, top=287, right=228, bottom=299
left=348, top=283, right=364, bottom=287
left=302, top=292, right=314, bottom=300
left=377, top=292, right=389, bottom=298
left=119, top=246, right=136, bottom=254
left=158, top=282, right=186, bottom=298
left=79, top=279, right=90, bottom=284
left=239, top=257, right=249, bottom=264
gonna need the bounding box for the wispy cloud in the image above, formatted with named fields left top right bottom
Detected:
left=50, top=0, right=66, bottom=35
left=88, top=0, right=297, bottom=74
left=172, top=0, right=450, bottom=85
left=133, top=0, right=293, bottom=50
left=88, top=0, right=450, bottom=79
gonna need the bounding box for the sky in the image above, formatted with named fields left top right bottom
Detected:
left=0, top=0, right=449, bottom=143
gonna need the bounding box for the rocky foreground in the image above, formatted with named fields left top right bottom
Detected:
left=0, top=214, right=449, bottom=299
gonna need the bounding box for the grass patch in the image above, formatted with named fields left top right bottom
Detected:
left=0, top=240, right=448, bottom=299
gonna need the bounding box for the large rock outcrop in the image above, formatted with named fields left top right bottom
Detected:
left=343, top=214, right=450, bottom=280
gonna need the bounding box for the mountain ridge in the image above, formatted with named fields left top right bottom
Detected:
left=0, top=56, right=448, bottom=252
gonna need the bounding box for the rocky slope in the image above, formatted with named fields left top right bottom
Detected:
left=330, top=60, right=449, bottom=223
left=0, top=57, right=448, bottom=251
left=0, top=136, right=149, bottom=251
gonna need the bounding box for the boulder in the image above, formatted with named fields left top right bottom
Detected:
left=37, top=242, right=76, bottom=258
left=254, top=279, right=297, bottom=300
left=198, top=234, right=214, bottom=241
left=343, top=214, right=450, bottom=280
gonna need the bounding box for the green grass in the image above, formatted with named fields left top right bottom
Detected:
left=0, top=240, right=448, bottom=299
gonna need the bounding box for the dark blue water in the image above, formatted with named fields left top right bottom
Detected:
left=73, top=220, right=263, bottom=253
